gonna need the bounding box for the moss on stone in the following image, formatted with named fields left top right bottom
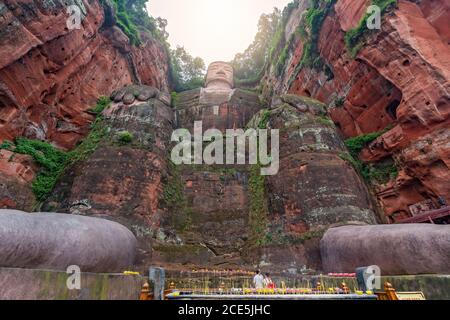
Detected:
left=263, top=227, right=327, bottom=246
left=315, top=115, right=335, bottom=127
left=162, top=161, right=192, bottom=232
left=117, top=131, right=134, bottom=145
left=344, top=128, right=391, bottom=157
left=248, top=164, right=269, bottom=247
left=258, top=109, right=271, bottom=129
left=170, top=91, right=179, bottom=108
left=68, top=97, right=112, bottom=165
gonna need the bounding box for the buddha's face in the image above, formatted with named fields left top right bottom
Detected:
left=205, top=62, right=234, bottom=89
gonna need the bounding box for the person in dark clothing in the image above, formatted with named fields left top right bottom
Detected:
left=438, top=196, right=447, bottom=208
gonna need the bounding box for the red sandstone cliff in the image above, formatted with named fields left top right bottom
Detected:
left=0, top=0, right=169, bottom=150
left=264, top=0, right=450, bottom=222
left=0, top=0, right=170, bottom=209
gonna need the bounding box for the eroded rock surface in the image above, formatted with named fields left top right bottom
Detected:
left=245, top=95, right=376, bottom=272
left=263, top=0, right=450, bottom=222
left=43, top=85, right=173, bottom=267
left=0, top=209, right=137, bottom=272
left=0, top=0, right=169, bottom=150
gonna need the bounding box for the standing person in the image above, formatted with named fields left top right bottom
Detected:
left=264, top=273, right=275, bottom=289
left=253, top=270, right=264, bottom=289
left=438, top=196, right=447, bottom=208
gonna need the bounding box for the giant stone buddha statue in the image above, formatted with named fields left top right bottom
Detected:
left=205, top=61, right=234, bottom=90
left=175, top=61, right=262, bottom=131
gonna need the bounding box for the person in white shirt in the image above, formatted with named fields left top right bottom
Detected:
left=253, top=270, right=264, bottom=289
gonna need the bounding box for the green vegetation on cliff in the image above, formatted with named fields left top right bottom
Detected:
left=109, top=0, right=141, bottom=45
left=258, top=109, right=272, bottom=129
left=68, top=97, right=111, bottom=165
left=0, top=98, right=112, bottom=202
left=344, top=130, right=387, bottom=156
left=231, top=6, right=283, bottom=86
left=345, top=0, right=398, bottom=57
left=105, top=0, right=168, bottom=45
left=286, top=0, right=336, bottom=86
left=269, top=1, right=300, bottom=65
left=162, top=162, right=192, bottom=232
left=341, top=127, right=398, bottom=185
left=248, top=164, right=269, bottom=247
left=169, top=46, right=206, bottom=92
left=0, top=138, right=69, bottom=201
left=341, top=151, right=398, bottom=185
left=247, top=114, right=271, bottom=247
left=102, top=1, right=205, bottom=93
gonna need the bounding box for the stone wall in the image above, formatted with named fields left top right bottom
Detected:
left=0, top=268, right=143, bottom=300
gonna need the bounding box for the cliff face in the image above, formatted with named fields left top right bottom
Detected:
left=264, top=0, right=450, bottom=222
left=0, top=0, right=448, bottom=274
left=0, top=0, right=169, bottom=150
left=0, top=0, right=170, bottom=210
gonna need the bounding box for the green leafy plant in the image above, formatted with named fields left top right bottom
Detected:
left=345, top=0, right=398, bottom=57
left=341, top=126, right=398, bottom=185
left=0, top=140, right=13, bottom=150
left=344, top=131, right=386, bottom=156
left=0, top=98, right=113, bottom=202
left=287, top=0, right=337, bottom=87
left=117, top=131, right=134, bottom=144
left=0, top=138, right=69, bottom=201
left=258, top=109, right=271, bottom=129
left=90, top=96, right=111, bottom=114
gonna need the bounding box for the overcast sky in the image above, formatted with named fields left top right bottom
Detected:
left=148, top=0, right=291, bottom=67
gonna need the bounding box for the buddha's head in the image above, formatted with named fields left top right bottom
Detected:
left=205, top=61, right=234, bottom=89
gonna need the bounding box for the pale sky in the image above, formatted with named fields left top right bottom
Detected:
left=148, top=0, right=291, bottom=67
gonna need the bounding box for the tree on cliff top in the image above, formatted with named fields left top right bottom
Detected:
left=169, top=46, right=206, bottom=92
left=109, top=0, right=168, bottom=44
left=231, top=8, right=281, bottom=83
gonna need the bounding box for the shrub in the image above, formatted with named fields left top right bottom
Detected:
left=90, top=96, right=111, bottom=114
left=345, top=131, right=385, bottom=156
left=0, top=138, right=69, bottom=201
left=0, top=140, right=13, bottom=150
left=258, top=110, right=271, bottom=129
left=118, top=131, right=134, bottom=144
left=341, top=126, right=398, bottom=185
